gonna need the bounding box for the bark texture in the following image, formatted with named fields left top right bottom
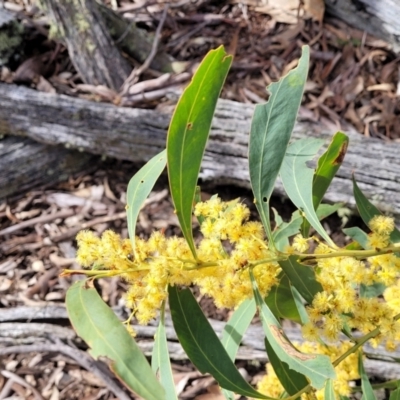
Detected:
left=325, top=0, right=400, bottom=52
left=41, top=0, right=131, bottom=89
left=0, top=83, right=399, bottom=222
left=0, top=136, right=95, bottom=200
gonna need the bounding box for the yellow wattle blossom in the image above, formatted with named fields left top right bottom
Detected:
left=75, top=198, right=280, bottom=324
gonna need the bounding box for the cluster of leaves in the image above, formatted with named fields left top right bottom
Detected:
left=64, top=46, right=400, bottom=399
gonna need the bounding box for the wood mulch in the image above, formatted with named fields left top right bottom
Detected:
left=0, top=0, right=399, bottom=399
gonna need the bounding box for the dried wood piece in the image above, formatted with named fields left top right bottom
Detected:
left=325, top=0, right=400, bottom=52
left=1, top=308, right=399, bottom=380
left=0, top=136, right=95, bottom=201
left=1, top=83, right=399, bottom=221
left=41, top=0, right=131, bottom=89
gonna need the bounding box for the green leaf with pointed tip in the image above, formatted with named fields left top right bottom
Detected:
left=353, top=177, right=400, bottom=243
left=324, top=379, right=336, bottom=400
left=279, top=255, right=323, bottom=304
left=168, top=286, right=270, bottom=399
left=221, top=298, right=256, bottom=400
left=221, top=297, right=256, bottom=360
left=127, top=150, right=166, bottom=254
left=152, top=302, right=177, bottom=400
left=249, top=45, right=309, bottom=244
left=264, top=337, right=308, bottom=397
left=280, top=138, right=334, bottom=246
left=265, top=272, right=302, bottom=323
left=272, top=204, right=342, bottom=251
left=66, top=281, right=164, bottom=400
left=343, top=227, right=369, bottom=249
left=250, top=270, right=336, bottom=389
left=358, top=352, right=377, bottom=400
left=302, top=132, right=349, bottom=237
left=167, top=46, right=232, bottom=258
left=193, top=186, right=205, bottom=226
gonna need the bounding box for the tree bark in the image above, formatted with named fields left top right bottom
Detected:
left=1, top=82, right=399, bottom=223
left=325, top=0, right=400, bottom=52
left=0, top=136, right=95, bottom=200
left=41, top=0, right=131, bottom=89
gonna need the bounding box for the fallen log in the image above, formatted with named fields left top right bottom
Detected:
left=0, top=82, right=399, bottom=222
left=1, top=306, right=399, bottom=380
left=0, top=136, right=96, bottom=200
left=325, top=0, right=400, bottom=52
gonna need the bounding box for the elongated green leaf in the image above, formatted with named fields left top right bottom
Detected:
left=360, top=282, right=386, bottom=298
left=250, top=270, right=336, bottom=389
left=264, top=337, right=308, bottom=397
left=152, top=302, right=177, bottom=400
left=221, top=298, right=256, bottom=400
left=358, top=352, right=377, bottom=400
left=249, top=45, right=309, bottom=244
left=343, top=227, right=369, bottom=249
left=273, top=204, right=342, bottom=251
left=353, top=177, right=400, bottom=243
left=66, top=281, right=164, bottom=400
left=302, top=132, right=348, bottom=236
left=167, top=47, right=232, bottom=258
left=221, top=297, right=256, bottom=360
left=265, top=272, right=302, bottom=323
left=127, top=150, right=167, bottom=253
left=280, top=138, right=334, bottom=246
left=168, top=286, right=270, bottom=399
left=324, top=379, right=336, bottom=400
left=279, top=255, right=323, bottom=304
left=390, top=385, right=400, bottom=400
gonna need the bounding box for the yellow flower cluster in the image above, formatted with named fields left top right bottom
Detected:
left=75, top=197, right=280, bottom=324
left=257, top=341, right=359, bottom=399
left=302, top=215, right=400, bottom=348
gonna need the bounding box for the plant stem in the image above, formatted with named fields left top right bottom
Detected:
left=297, top=245, right=398, bottom=262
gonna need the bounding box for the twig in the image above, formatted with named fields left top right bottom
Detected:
left=0, top=342, right=132, bottom=400
left=0, top=370, right=45, bottom=400
left=0, top=209, right=74, bottom=236
left=50, top=211, right=126, bottom=243
left=120, top=5, right=169, bottom=95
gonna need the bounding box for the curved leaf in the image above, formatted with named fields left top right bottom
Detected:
left=168, top=286, right=270, bottom=399
left=152, top=302, right=177, bottom=400
left=265, top=272, right=302, bottom=323
left=358, top=352, right=377, bottom=400
left=353, top=177, right=400, bottom=243
left=126, top=150, right=167, bottom=254
left=249, top=45, right=309, bottom=243
left=221, top=298, right=256, bottom=400
left=264, top=337, right=308, bottom=397
left=66, top=281, right=164, bottom=400
left=280, top=138, right=334, bottom=246
left=390, top=384, right=400, bottom=400
left=324, top=379, right=336, bottom=400
left=343, top=227, right=369, bottom=249
left=250, top=270, right=336, bottom=390
left=279, top=255, right=323, bottom=304
left=167, top=46, right=232, bottom=258
left=221, top=297, right=256, bottom=360
left=302, top=132, right=349, bottom=236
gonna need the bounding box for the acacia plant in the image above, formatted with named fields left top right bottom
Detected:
left=63, top=45, right=400, bottom=399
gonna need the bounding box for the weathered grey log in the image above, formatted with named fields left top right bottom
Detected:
left=1, top=306, right=399, bottom=380
left=325, top=0, right=400, bottom=52
left=0, top=82, right=399, bottom=223
left=0, top=135, right=96, bottom=200
left=40, top=0, right=131, bottom=89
